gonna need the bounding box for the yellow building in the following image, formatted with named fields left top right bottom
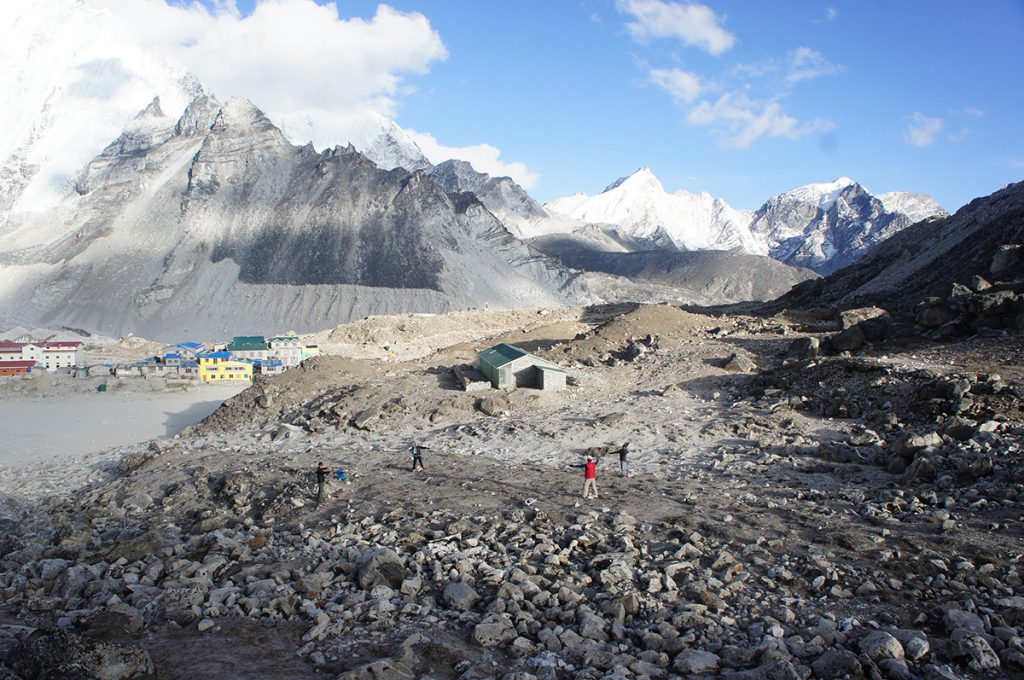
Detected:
left=197, top=352, right=253, bottom=382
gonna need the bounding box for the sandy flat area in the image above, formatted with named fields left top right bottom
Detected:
left=0, top=384, right=246, bottom=468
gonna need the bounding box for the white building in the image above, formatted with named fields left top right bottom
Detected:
left=0, top=341, right=83, bottom=371
left=268, top=335, right=303, bottom=367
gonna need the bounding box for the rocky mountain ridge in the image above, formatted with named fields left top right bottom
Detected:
left=0, top=96, right=588, bottom=340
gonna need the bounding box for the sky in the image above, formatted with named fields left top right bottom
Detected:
left=74, top=1, right=1024, bottom=210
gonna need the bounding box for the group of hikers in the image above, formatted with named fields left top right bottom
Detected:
left=313, top=439, right=630, bottom=505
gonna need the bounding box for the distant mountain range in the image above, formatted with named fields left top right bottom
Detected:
left=541, top=170, right=946, bottom=275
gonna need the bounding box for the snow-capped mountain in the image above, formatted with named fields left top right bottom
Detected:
left=275, top=109, right=433, bottom=173
left=544, top=171, right=947, bottom=274
left=0, top=96, right=588, bottom=339
left=749, top=178, right=948, bottom=274
left=545, top=168, right=761, bottom=253
left=0, top=0, right=203, bottom=224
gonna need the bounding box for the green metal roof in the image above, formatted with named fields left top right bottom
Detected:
left=478, top=343, right=530, bottom=368
left=227, top=336, right=268, bottom=351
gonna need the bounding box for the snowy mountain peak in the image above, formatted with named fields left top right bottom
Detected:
left=783, top=176, right=859, bottom=210
left=547, top=167, right=760, bottom=253
left=604, top=167, right=663, bottom=193
left=213, top=98, right=275, bottom=132
left=176, top=95, right=221, bottom=137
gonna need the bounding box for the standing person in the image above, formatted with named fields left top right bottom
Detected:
left=576, top=454, right=598, bottom=499
left=618, top=443, right=630, bottom=477
left=315, top=461, right=328, bottom=505
left=410, top=439, right=427, bottom=471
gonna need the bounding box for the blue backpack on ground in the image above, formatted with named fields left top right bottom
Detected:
left=334, top=469, right=347, bottom=481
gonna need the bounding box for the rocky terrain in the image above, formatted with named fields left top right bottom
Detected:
left=0, top=297, right=1021, bottom=679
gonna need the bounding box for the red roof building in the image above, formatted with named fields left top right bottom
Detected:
left=0, top=360, right=36, bottom=376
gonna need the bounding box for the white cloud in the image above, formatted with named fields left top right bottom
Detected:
left=787, top=47, right=843, bottom=83
left=58, top=1, right=538, bottom=187
left=906, top=113, right=944, bottom=147
left=405, top=130, right=541, bottom=190
left=94, top=0, right=447, bottom=118
left=618, top=0, right=736, bottom=55
left=687, top=91, right=835, bottom=148
left=813, top=7, right=838, bottom=23
left=650, top=68, right=702, bottom=104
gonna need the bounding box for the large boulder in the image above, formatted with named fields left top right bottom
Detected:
left=673, top=649, right=720, bottom=675
left=859, top=630, right=905, bottom=661
left=472, top=615, right=516, bottom=647
left=443, top=581, right=480, bottom=611
left=826, top=325, right=865, bottom=353
left=785, top=336, right=820, bottom=362
left=724, top=352, right=757, bottom=373
left=357, top=548, right=406, bottom=591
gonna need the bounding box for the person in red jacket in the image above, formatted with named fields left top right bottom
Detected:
left=574, top=454, right=599, bottom=499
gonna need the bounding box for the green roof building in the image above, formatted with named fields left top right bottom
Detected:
left=226, top=336, right=268, bottom=351
left=225, top=336, right=268, bottom=361
left=477, top=343, right=566, bottom=391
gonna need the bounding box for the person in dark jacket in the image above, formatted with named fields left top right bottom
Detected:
left=316, top=461, right=328, bottom=504
left=410, top=440, right=427, bottom=471
left=617, top=442, right=630, bottom=477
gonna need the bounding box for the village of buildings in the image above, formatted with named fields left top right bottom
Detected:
left=0, top=329, right=569, bottom=393
left=0, top=334, right=320, bottom=383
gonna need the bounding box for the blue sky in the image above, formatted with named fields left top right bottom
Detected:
left=194, top=0, right=1024, bottom=211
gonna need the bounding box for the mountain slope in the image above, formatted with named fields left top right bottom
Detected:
left=0, top=97, right=588, bottom=340
left=529, top=231, right=817, bottom=305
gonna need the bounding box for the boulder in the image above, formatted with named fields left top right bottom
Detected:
left=443, top=581, right=480, bottom=611
left=476, top=396, right=510, bottom=417
left=357, top=548, right=406, bottom=591
left=472, top=615, right=516, bottom=647
left=827, top=325, right=865, bottom=353
left=859, top=630, right=904, bottom=661
left=811, top=648, right=862, bottom=679
left=785, top=337, right=820, bottom=362
left=944, top=608, right=985, bottom=635
left=673, top=649, right=720, bottom=675
left=724, top=353, right=757, bottom=373
left=952, top=630, right=1001, bottom=671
